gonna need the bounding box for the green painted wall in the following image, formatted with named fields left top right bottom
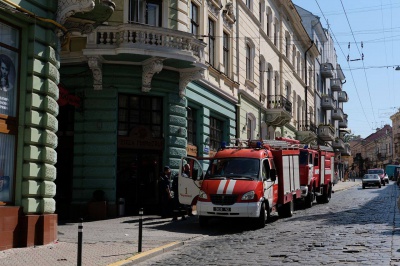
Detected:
left=0, top=1, right=60, bottom=214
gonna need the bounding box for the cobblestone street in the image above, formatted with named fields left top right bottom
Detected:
left=137, top=182, right=400, bottom=266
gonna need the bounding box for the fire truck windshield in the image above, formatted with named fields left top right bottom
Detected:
left=205, top=158, right=260, bottom=180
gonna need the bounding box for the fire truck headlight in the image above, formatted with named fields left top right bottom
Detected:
left=199, top=190, right=208, bottom=199
left=241, top=191, right=255, bottom=201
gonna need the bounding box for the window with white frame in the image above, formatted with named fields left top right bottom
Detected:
left=273, top=18, right=278, bottom=46
left=246, top=113, right=256, bottom=139
left=128, top=0, right=162, bottom=26
left=285, top=31, right=290, bottom=58
left=245, top=39, right=255, bottom=81
left=190, top=2, right=199, bottom=36
left=246, top=0, right=252, bottom=10
left=259, top=58, right=265, bottom=95
left=266, top=8, right=272, bottom=37
left=208, top=18, right=216, bottom=67
left=223, top=31, right=230, bottom=76
left=267, top=65, right=272, bottom=95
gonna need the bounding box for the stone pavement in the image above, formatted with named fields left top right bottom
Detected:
left=0, top=179, right=361, bottom=266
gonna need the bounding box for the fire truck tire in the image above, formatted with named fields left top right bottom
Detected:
left=317, top=184, right=332, bottom=204
left=278, top=200, right=294, bottom=217
left=256, top=202, right=268, bottom=228
left=199, top=216, right=208, bottom=227
left=305, top=188, right=314, bottom=208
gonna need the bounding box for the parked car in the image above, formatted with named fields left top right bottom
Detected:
left=362, top=174, right=382, bottom=189
left=383, top=174, right=389, bottom=184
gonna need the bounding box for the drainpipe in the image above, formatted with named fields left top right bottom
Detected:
left=304, top=41, right=314, bottom=128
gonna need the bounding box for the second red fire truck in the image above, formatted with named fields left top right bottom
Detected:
left=178, top=138, right=335, bottom=228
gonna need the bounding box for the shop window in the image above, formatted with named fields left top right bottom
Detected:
left=0, top=21, right=19, bottom=203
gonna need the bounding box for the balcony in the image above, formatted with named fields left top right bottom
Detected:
left=296, top=121, right=317, bottom=143
left=338, top=91, right=348, bottom=102
left=332, top=138, right=345, bottom=150
left=83, top=24, right=207, bottom=70
left=321, top=63, right=334, bottom=78
left=321, top=95, right=335, bottom=110
left=318, top=124, right=335, bottom=141
left=330, top=78, right=342, bottom=91
left=341, top=143, right=351, bottom=156
left=332, top=108, right=344, bottom=121
left=339, top=114, right=348, bottom=128
left=265, top=95, right=292, bottom=127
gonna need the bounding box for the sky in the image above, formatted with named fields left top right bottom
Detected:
left=292, top=0, right=400, bottom=138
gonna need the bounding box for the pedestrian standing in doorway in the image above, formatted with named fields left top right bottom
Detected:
left=159, top=166, right=173, bottom=218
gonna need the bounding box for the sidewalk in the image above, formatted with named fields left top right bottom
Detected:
left=0, top=180, right=361, bottom=266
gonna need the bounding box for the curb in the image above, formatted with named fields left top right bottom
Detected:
left=109, top=241, right=183, bottom=266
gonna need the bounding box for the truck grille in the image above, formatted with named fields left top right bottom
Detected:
left=210, top=194, right=238, bottom=205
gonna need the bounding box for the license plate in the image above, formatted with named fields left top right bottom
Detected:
left=214, top=207, right=231, bottom=211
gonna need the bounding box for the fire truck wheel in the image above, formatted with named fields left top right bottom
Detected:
left=199, top=216, right=208, bottom=227
left=256, top=202, right=267, bottom=228
left=317, top=185, right=332, bottom=204
left=305, top=188, right=314, bottom=208
left=278, top=200, right=294, bottom=218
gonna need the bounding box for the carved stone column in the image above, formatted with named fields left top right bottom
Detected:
left=179, top=70, right=204, bottom=97
left=142, top=59, right=164, bottom=92
left=88, top=56, right=103, bottom=90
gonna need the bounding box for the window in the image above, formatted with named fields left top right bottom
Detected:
left=267, top=66, right=272, bottom=95
left=208, top=18, right=215, bottom=66
left=190, top=2, right=199, bottom=36
left=285, top=32, right=290, bottom=58
left=129, top=0, right=162, bottom=26
left=0, top=21, right=19, bottom=203
left=273, top=19, right=278, bottom=46
left=187, top=108, right=197, bottom=145
left=259, top=59, right=264, bottom=94
left=247, top=117, right=252, bottom=139
left=210, top=116, right=223, bottom=151
left=118, top=95, right=163, bottom=137
left=245, top=40, right=255, bottom=81
left=223, top=32, right=230, bottom=76
left=246, top=0, right=251, bottom=9
left=246, top=44, right=251, bottom=80
left=266, top=8, right=272, bottom=37
left=292, top=45, right=296, bottom=66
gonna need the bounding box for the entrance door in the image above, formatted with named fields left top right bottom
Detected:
left=117, top=150, right=162, bottom=215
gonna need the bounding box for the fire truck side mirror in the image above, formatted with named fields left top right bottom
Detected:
left=269, top=169, right=277, bottom=182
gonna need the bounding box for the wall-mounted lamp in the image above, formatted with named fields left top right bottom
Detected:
left=242, top=124, right=247, bottom=131
left=204, top=137, right=210, bottom=144
left=396, top=66, right=400, bottom=71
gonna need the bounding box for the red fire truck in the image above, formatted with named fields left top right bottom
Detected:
left=178, top=139, right=334, bottom=228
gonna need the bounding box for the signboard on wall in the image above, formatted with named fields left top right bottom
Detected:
left=186, top=144, right=197, bottom=157
left=118, top=126, right=163, bottom=150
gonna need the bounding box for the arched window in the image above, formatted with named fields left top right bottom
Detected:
left=246, top=113, right=257, bottom=139
left=266, top=7, right=272, bottom=37
left=245, top=38, right=255, bottom=81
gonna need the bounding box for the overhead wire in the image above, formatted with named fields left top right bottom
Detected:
left=339, top=0, right=376, bottom=128
left=313, top=0, right=373, bottom=134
